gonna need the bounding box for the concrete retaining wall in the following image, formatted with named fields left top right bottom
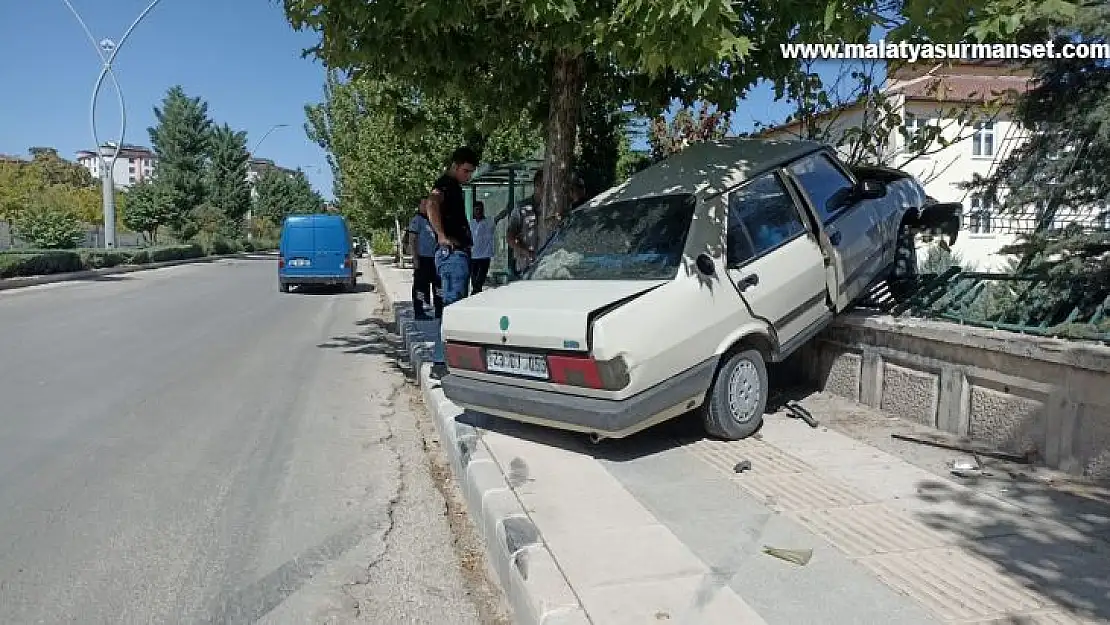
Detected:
left=784, top=312, right=1110, bottom=479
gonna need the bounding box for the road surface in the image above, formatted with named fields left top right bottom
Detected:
left=0, top=256, right=507, bottom=624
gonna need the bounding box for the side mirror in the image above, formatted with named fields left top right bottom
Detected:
left=857, top=179, right=886, bottom=200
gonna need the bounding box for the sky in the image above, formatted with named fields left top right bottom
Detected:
left=0, top=1, right=873, bottom=201
left=0, top=0, right=334, bottom=198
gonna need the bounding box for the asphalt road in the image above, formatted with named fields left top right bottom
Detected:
left=0, top=257, right=504, bottom=624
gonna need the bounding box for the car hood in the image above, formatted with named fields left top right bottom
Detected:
left=441, top=279, right=667, bottom=351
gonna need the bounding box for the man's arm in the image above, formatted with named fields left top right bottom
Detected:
left=422, top=191, right=450, bottom=247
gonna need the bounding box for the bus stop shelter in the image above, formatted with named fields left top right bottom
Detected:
left=465, top=158, right=543, bottom=286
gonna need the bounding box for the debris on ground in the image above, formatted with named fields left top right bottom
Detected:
left=762, top=546, right=813, bottom=566
left=733, top=460, right=753, bottom=473
left=891, top=432, right=1031, bottom=463
left=948, top=456, right=992, bottom=478
left=784, top=401, right=819, bottom=428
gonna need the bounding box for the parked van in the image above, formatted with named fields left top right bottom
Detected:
left=278, top=214, right=357, bottom=292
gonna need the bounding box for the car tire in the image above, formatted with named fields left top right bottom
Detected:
left=701, top=348, right=768, bottom=440
left=279, top=282, right=289, bottom=293
left=345, top=278, right=356, bottom=292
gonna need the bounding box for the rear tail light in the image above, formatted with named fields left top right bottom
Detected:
left=343, top=254, right=351, bottom=268
left=548, top=354, right=629, bottom=391
left=278, top=257, right=285, bottom=268
left=445, top=342, right=485, bottom=372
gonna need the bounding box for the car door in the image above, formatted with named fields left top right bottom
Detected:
left=725, top=170, right=831, bottom=349
left=785, top=152, right=883, bottom=309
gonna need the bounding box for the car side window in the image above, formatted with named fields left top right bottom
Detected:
left=726, top=171, right=807, bottom=266
left=787, top=153, right=855, bottom=223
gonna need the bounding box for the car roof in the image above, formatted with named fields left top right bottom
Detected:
left=587, top=138, right=826, bottom=206
left=284, top=213, right=346, bottom=227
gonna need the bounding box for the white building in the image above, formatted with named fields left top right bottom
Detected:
left=76, top=143, right=156, bottom=189
left=757, top=61, right=1106, bottom=271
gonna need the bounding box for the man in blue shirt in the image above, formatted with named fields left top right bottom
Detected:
left=468, top=201, right=494, bottom=293
left=407, top=204, right=441, bottom=319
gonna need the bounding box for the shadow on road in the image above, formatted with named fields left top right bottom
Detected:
left=908, top=470, right=1110, bottom=621
left=316, top=311, right=416, bottom=380
left=288, top=283, right=375, bottom=295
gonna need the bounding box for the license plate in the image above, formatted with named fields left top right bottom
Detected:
left=486, top=349, right=549, bottom=379
left=289, top=258, right=310, bottom=267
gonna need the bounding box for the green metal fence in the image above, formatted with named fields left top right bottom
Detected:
left=885, top=267, right=1110, bottom=343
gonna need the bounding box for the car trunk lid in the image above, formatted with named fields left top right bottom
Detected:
left=442, top=280, right=666, bottom=351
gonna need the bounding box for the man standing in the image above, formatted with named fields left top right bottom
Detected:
left=423, top=146, right=478, bottom=307
left=406, top=204, right=441, bottom=319
left=468, top=201, right=493, bottom=294
left=506, top=169, right=542, bottom=279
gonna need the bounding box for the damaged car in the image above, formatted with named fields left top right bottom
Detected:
left=438, top=138, right=959, bottom=442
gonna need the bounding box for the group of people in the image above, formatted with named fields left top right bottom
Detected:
left=404, top=146, right=591, bottom=321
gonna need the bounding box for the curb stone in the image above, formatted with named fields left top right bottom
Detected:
left=369, top=259, right=591, bottom=625
left=0, top=251, right=278, bottom=292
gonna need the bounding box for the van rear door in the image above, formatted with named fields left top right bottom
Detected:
left=282, top=219, right=316, bottom=277
left=311, top=217, right=350, bottom=276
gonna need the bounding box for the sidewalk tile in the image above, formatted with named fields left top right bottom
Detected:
left=541, top=524, right=706, bottom=589
left=791, top=503, right=952, bottom=557
left=859, top=546, right=1056, bottom=622
left=577, top=573, right=768, bottom=625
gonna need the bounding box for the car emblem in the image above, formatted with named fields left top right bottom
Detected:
left=499, top=315, right=509, bottom=331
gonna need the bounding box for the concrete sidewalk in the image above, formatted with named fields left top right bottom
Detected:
left=371, top=258, right=1110, bottom=625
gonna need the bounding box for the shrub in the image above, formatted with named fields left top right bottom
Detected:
left=0, top=250, right=83, bottom=278
left=12, top=206, right=85, bottom=249
left=80, top=249, right=133, bottom=269
left=370, top=228, right=393, bottom=256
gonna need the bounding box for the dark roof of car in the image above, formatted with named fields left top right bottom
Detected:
left=587, top=138, right=825, bottom=206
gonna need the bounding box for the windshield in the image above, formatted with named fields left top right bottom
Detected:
left=524, top=193, right=696, bottom=281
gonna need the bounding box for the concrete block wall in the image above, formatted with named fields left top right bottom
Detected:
left=783, top=312, right=1110, bottom=479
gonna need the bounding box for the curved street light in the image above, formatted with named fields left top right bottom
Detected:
left=244, top=123, right=289, bottom=240
left=61, top=0, right=164, bottom=248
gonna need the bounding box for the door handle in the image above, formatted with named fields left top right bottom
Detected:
left=829, top=231, right=842, bottom=245
left=739, top=273, right=759, bottom=290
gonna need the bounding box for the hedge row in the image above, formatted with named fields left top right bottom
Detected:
left=0, top=238, right=278, bottom=280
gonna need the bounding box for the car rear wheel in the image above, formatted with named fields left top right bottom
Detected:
left=701, top=348, right=768, bottom=440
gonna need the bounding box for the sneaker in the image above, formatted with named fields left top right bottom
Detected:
left=429, top=363, right=449, bottom=380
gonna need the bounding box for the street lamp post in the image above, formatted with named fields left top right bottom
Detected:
left=245, top=123, right=288, bottom=240
left=62, top=0, right=163, bottom=249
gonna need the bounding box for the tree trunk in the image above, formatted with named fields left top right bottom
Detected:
left=538, top=51, right=587, bottom=244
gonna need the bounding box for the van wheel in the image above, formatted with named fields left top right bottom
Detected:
left=702, top=349, right=768, bottom=440
left=279, top=282, right=289, bottom=293
left=345, top=278, right=356, bottom=292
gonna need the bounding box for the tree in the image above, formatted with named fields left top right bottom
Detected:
left=648, top=105, right=732, bottom=162
left=121, top=178, right=176, bottom=244
left=252, top=168, right=323, bottom=224
left=283, top=0, right=885, bottom=243
left=205, top=123, right=253, bottom=231
left=963, top=1, right=1110, bottom=334
left=304, top=72, right=541, bottom=235
left=148, top=86, right=213, bottom=240
left=12, top=193, right=85, bottom=249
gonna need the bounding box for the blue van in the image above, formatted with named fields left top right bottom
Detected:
left=278, top=214, right=357, bottom=292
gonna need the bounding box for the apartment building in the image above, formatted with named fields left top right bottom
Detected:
left=76, top=143, right=156, bottom=189
left=758, top=61, right=1104, bottom=270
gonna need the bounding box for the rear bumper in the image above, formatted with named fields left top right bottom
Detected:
left=280, top=274, right=352, bottom=284
left=440, top=357, right=718, bottom=438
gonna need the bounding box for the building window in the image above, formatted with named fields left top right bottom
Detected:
left=972, top=121, right=995, bottom=157
left=968, top=196, right=994, bottom=233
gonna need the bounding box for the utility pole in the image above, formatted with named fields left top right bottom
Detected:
left=62, top=0, right=164, bottom=248
left=245, top=124, right=288, bottom=240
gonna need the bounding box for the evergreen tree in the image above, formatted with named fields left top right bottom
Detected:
left=148, top=86, right=213, bottom=240
left=205, top=123, right=253, bottom=231
left=966, top=2, right=1110, bottom=334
